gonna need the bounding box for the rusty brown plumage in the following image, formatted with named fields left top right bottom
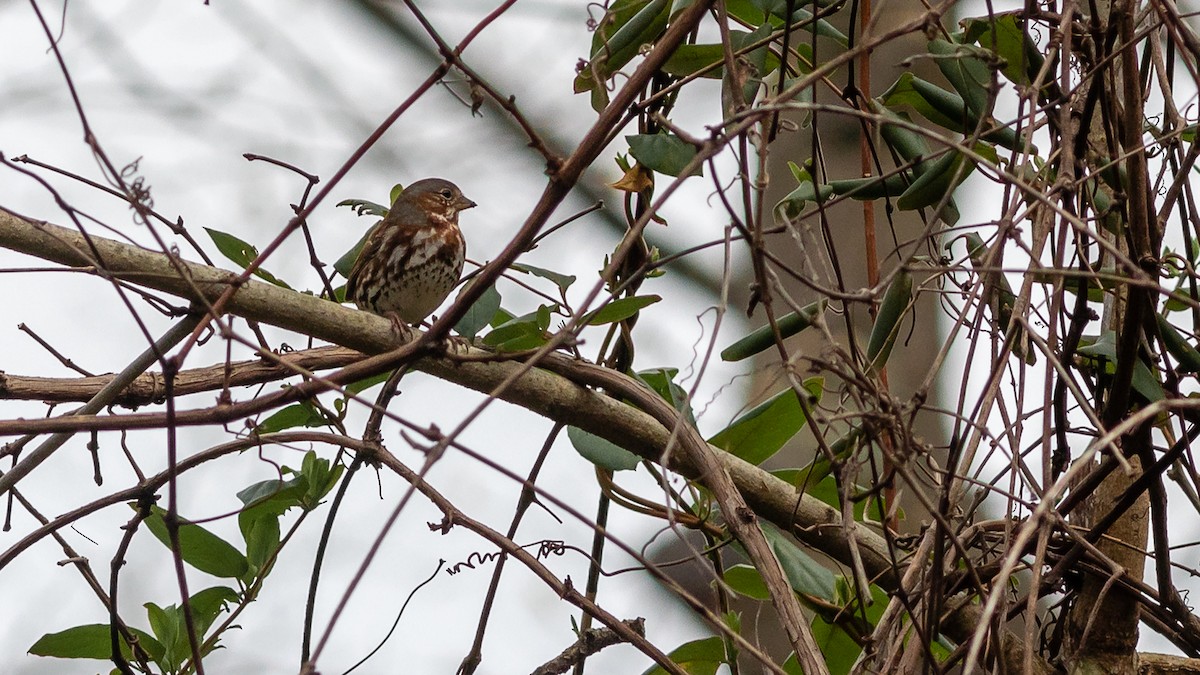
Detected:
left=345, top=178, right=475, bottom=325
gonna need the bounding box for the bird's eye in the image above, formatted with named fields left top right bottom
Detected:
left=440, top=189, right=454, bottom=200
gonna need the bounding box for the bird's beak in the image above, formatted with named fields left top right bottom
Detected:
left=456, top=196, right=477, bottom=211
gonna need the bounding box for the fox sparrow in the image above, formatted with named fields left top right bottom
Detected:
left=346, top=178, right=475, bottom=327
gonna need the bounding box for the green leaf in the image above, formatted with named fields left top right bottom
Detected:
left=720, top=300, right=826, bottom=361
left=389, top=183, right=405, bottom=204
left=722, top=24, right=774, bottom=110
left=760, top=521, right=836, bottom=600
left=510, top=263, right=577, bottom=292
left=575, top=0, right=670, bottom=100
left=241, top=507, right=281, bottom=575
left=872, top=101, right=937, bottom=175
left=1077, top=332, right=1165, bottom=402
left=145, top=602, right=183, bottom=672
left=203, top=227, right=291, bottom=289
left=881, top=72, right=967, bottom=131
left=568, top=426, right=641, bottom=472
left=810, top=612, right=860, bottom=675
left=895, top=149, right=974, bottom=213
left=964, top=233, right=1035, bottom=364
left=142, top=505, right=250, bottom=579
left=661, top=43, right=729, bottom=79
left=238, top=477, right=305, bottom=575
left=335, top=198, right=389, bottom=218
left=828, top=174, right=913, bottom=201
left=585, top=294, right=661, bottom=325
left=785, top=428, right=862, bottom=488
left=810, top=579, right=892, bottom=675
left=787, top=10, right=854, bottom=45
left=454, top=281, right=502, bottom=340
left=29, top=624, right=162, bottom=662
left=144, top=586, right=238, bottom=671
left=774, top=5, right=848, bottom=46
left=788, top=159, right=812, bottom=183
left=1156, top=313, right=1200, bottom=373
left=776, top=174, right=913, bottom=217
left=882, top=73, right=1023, bottom=151
left=642, top=636, right=726, bottom=675
left=723, top=0, right=849, bottom=45
left=334, top=225, right=376, bottom=280
left=187, top=586, right=239, bottom=637
left=962, top=13, right=1045, bottom=87
left=299, top=450, right=344, bottom=508
left=708, top=380, right=821, bottom=465
left=722, top=0, right=769, bottom=25
left=723, top=563, right=770, bottom=600
left=866, top=270, right=913, bottom=372
left=627, top=134, right=702, bottom=177
left=345, top=370, right=392, bottom=395
left=928, top=38, right=993, bottom=119
left=634, top=367, right=697, bottom=425
left=777, top=180, right=833, bottom=215
left=29, top=624, right=116, bottom=660
left=482, top=308, right=551, bottom=352
left=255, top=401, right=327, bottom=434
left=237, top=478, right=306, bottom=510
left=804, top=473, right=896, bottom=523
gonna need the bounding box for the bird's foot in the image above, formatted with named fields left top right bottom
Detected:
left=386, top=314, right=419, bottom=345
left=442, top=334, right=472, bottom=355
left=420, top=315, right=471, bottom=355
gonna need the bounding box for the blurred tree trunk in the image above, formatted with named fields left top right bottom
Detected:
left=1064, top=1, right=1151, bottom=672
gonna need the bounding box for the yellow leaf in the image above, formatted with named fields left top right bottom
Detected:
left=609, top=163, right=654, bottom=194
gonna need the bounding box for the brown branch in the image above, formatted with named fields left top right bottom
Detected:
left=530, top=619, right=646, bottom=675
left=0, top=345, right=359, bottom=406
left=1138, top=652, right=1200, bottom=674
left=16, top=322, right=95, bottom=376
left=941, top=601, right=1056, bottom=675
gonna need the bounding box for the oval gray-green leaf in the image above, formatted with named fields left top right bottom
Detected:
left=724, top=563, right=770, bottom=600
left=627, top=133, right=702, bottom=177
left=142, top=505, right=250, bottom=579
left=586, top=294, right=661, bottom=325
left=707, top=379, right=822, bottom=465
left=255, top=402, right=325, bottom=434
left=510, top=263, right=577, bottom=292
left=454, top=281, right=502, bottom=340
left=760, top=521, right=836, bottom=600
left=642, top=636, right=726, bottom=675
left=568, top=426, right=640, bottom=471
left=866, top=270, right=913, bottom=372
left=29, top=624, right=163, bottom=661
left=204, top=227, right=291, bottom=289
left=1156, top=313, right=1200, bottom=373
left=333, top=225, right=376, bottom=280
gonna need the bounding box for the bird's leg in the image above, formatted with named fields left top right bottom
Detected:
left=443, top=334, right=472, bottom=355
left=423, top=315, right=471, bottom=355
left=386, top=313, right=419, bottom=345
